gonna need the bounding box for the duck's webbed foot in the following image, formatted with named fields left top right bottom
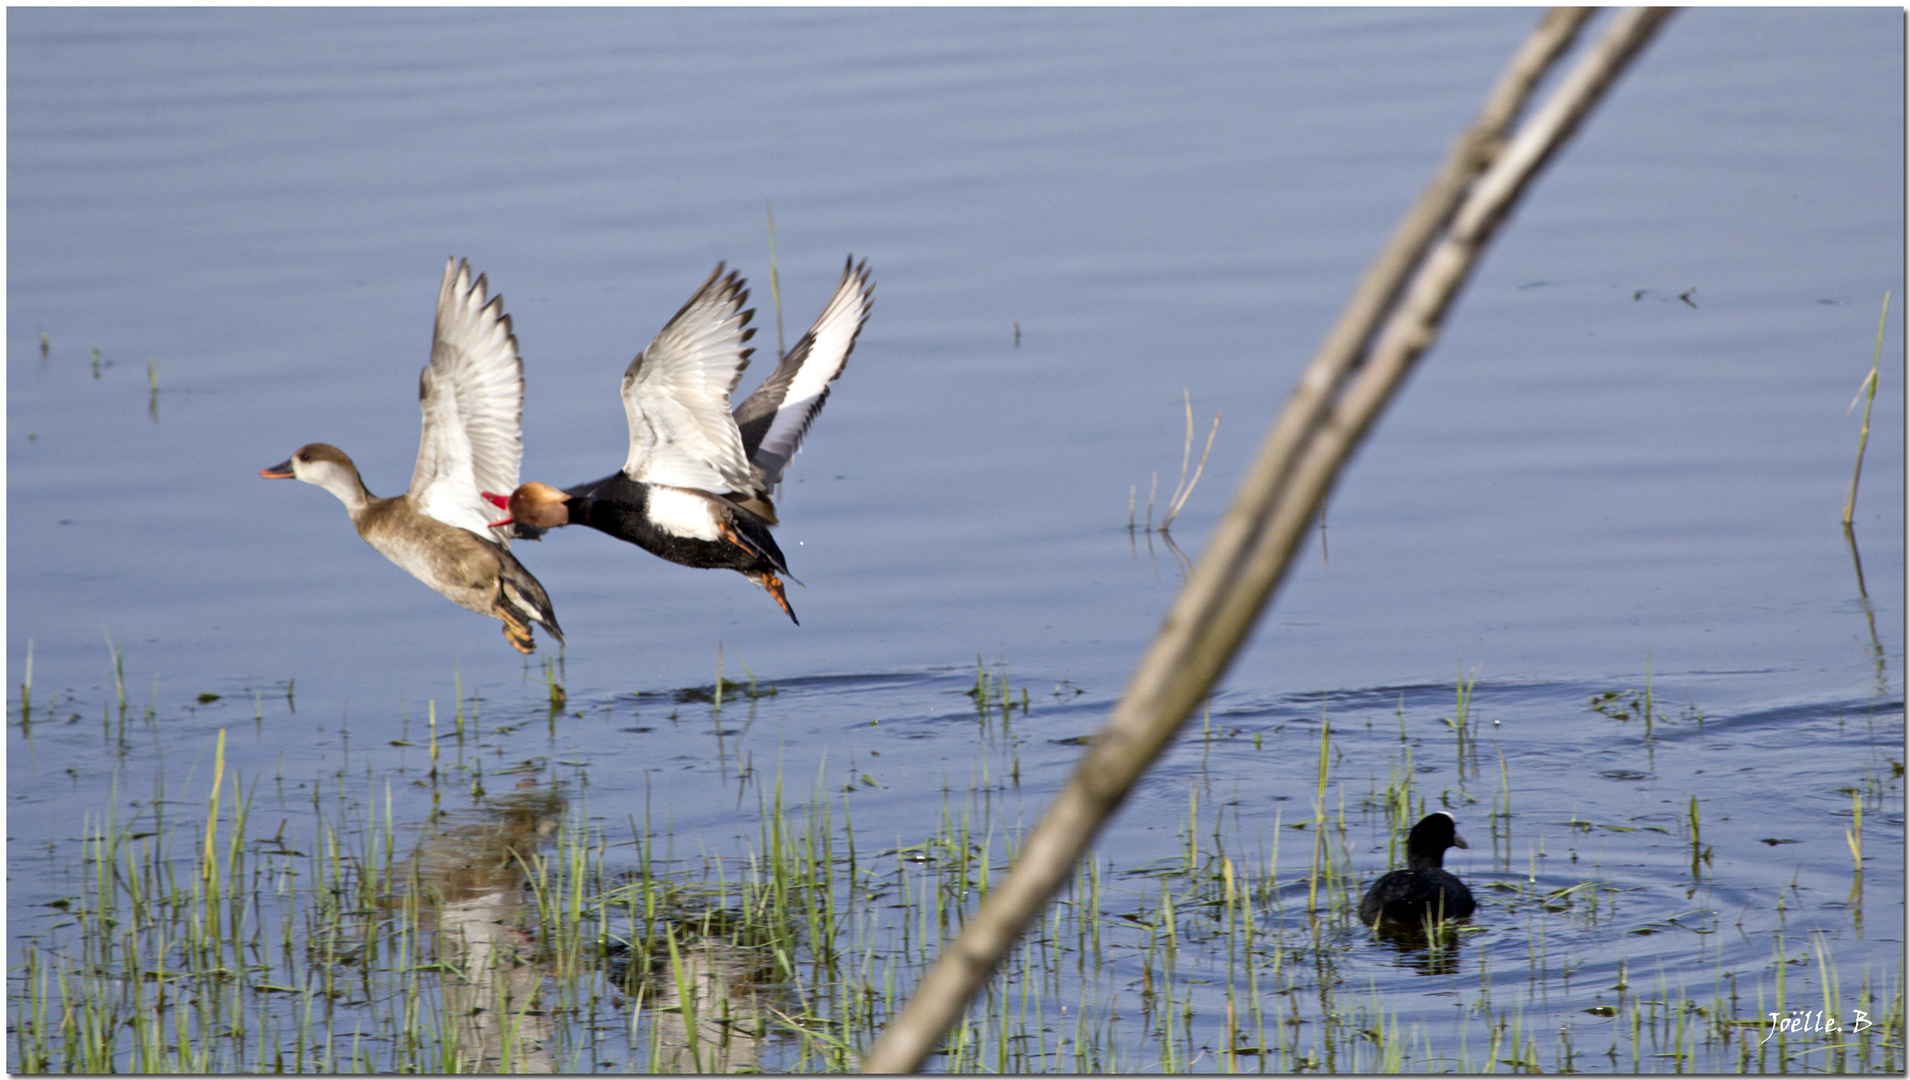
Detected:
left=746, top=571, right=799, bottom=625
left=500, top=612, right=537, bottom=654
left=492, top=579, right=540, bottom=654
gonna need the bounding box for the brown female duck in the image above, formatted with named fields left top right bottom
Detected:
left=261, top=259, right=563, bottom=653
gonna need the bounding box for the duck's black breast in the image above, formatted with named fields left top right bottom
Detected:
left=562, top=473, right=655, bottom=545
left=564, top=472, right=790, bottom=576
left=1358, top=867, right=1475, bottom=927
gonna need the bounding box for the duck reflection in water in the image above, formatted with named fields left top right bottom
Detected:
left=606, top=920, right=776, bottom=1074
left=407, top=782, right=566, bottom=1073
left=403, top=776, right=777, bottom=1073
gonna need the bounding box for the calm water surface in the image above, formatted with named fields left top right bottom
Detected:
left=8, top=7, right=1903, bottom=1071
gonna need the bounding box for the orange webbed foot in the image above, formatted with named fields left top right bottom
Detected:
left=747, top=571, right=799, bottom=625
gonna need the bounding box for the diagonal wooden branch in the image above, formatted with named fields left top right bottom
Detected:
left=859, top=8, right=1673, bottom=1073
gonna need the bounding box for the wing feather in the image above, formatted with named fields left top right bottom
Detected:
left=733, top=257, right=874, bottom=491
left=621, top=265, right=760, bottom=495
left=408, top=258, right=524, bottom=544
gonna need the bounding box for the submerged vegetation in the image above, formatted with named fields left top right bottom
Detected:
left=8, top=654, right=1902, bottom=1072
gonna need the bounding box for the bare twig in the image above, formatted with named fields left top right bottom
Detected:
left=858, top=9, right=1671, bottom=1073
left=1175, top=390, right=1194, bottom=506
left=1161, top=389, right=1221, bottom=532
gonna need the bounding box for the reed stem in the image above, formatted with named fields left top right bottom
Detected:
left=1842, top=291, right=1889, bottom=527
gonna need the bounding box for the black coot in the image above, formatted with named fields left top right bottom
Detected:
left=1358, top=812, right=1475, bottom=928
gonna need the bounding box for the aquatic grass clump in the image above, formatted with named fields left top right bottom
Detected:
left=8, top=733, right=604, bottom=1072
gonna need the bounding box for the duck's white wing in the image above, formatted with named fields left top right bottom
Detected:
left=733, top=257, right=873, bottom=492
left=621, top=265, right=759, bottom=495
left=408, top=258, right=523, bottom=544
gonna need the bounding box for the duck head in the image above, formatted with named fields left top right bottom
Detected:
left=261, top=443, right=371, bottom=511
left=483, top=482, right=573, bottom=530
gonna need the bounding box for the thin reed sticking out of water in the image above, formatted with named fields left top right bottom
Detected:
left=1159, top=389, right=1220, bottom=533
left=765, top=200, right=786, bottom=360
left=1842, top=291, right=1889, bottom=528
left=18, top=639, right=30, bottom=730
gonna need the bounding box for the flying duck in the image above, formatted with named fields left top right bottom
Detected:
left=261, top=259, right=563, bottom=654
left=485, top=257, right=873, bottom=625
left=1358, top=812, right=1476, bottom=929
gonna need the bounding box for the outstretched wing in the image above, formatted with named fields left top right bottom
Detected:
left=408, top=258, right=523, bottom=544
left=621, top=264, right=760, bottom=496
left=733, top=257, right=873, bottom=492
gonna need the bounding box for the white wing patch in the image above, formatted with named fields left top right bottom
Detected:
left=621, top=265, right=760, bottom=496
left=409, top=258, right=524, bottom=544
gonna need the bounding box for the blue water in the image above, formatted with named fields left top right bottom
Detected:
left=8, top=7, right=1903, bottom=1071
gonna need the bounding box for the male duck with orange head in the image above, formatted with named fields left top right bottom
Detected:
left=487, top=258, right=873, bottom=625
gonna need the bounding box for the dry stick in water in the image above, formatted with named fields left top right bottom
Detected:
left=859, top=8, right=1672, bottom=1072
left=1160, top=388, right=1221, bottom=533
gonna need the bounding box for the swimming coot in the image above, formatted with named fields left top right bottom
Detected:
left=1358, top=811, right=1475, bottom=928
